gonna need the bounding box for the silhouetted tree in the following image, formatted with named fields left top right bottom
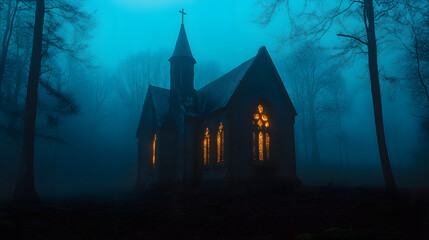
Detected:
left=390, top=1, right=429, bottom=136
left=325, top=72, right=351, bottom=165
left=0, top=10, right=33, bottom=167
left=257, top=0, right=402, bottom=193
left=284, top=41, right=344, bottom=163
left=0, top=0, right=19, bottom=97
left=35, top=59, right=80, bottom=197
left=392, top=1, right=428, bottom=101
left=195, top=60, right=221, bottom=89
left=12, top=0, right=45, bottom=202
left=12, top=0, right=93, bottom=202
left=93, top=72, right=112, bottom=126
left=116, top=50, right=169, bottom=115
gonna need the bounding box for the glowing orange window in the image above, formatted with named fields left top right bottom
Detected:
left=152, top=134, right=156, bottom=168
left=217, top=122, right=224, bottom=163
left=203, top=127, right=210, bottom=166
left=252, top=105, right=270, bottom=161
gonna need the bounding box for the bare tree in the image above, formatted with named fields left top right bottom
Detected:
left=116, top=52, right=149, bottom=113
left=257, top=0, right=403, bottom=192
left=150, top=50, right=169, bottom=89
left=116, top=50, right=169, bottom=115
left=12, top=0, right=44, bottom=202
left=36, top=59, right=80, bottom=197
left=93, top=72, right=112, bottom=126
left=391, top=1, right=429, bottom=138
left=284, top=41, right=344, bottom=163
left=0, top=9, right=32, bottom=168
left=325, top=73, right=351, bottom=165
left=0, top=0, right=19, bottom=96
left=194, top=60, right=221, bottom=89
left=391, top=1, right=429, bottom=105
left=12, top=0, right=94, bottom=202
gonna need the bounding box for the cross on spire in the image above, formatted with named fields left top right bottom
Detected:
left=179, top=9, right=186, bottom=24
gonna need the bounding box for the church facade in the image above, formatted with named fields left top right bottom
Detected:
left=136, top=22, right=300, bottom=190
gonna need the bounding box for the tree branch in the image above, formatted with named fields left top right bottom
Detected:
left=337, top=33, right=368, bottom=45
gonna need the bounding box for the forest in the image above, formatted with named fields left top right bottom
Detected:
left=0, top=0, right=428, bottom=239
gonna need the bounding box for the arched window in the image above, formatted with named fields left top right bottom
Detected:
left=203, top=127, right=210, bottom=166
left=152, top=133, right=156, bottom=168
left=217, top=122, right=224, bottom=164
left=252, top=104, right=270, bottom=161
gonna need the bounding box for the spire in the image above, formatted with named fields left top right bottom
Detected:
left=168, top=9, right=196, bottom=107
left=170, top=21, right=195, bottom=63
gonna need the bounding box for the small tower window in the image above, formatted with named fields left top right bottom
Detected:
left=203, top=127, right=210, bottom=166
left=252, top=104, right=271, bottom=161
left=217, top=122, right=224, bottom=164
left=152, top=133, right=157, bottom=168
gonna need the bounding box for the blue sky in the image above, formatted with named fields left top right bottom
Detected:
left=86, top=0, right=290, bottom=70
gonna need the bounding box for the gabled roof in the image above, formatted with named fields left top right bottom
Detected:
left=170, top=24, right=195, bottom=62
left=136, top=85, right=169, bottom=137
left=148, top=85, right=170, bottom=123
left=197, top=57, right=256, bottom=115
left=196, top=46, right=297, bottom=116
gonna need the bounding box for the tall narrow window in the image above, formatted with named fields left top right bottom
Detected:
left=152, top=133, right=156, bottom=168
left=258, top=131, right=264, bottom=161
left=203, top=127, right=210, bottom=166
left=265, top=133, right=270, bottom=160
left=217, top=122, right=224, bottom=163
left=252, top=104, right=271, bottom=161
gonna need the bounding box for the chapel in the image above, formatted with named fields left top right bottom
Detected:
left=136, top=15, right=300, bottom=189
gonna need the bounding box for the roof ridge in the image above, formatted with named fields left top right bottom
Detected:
left=198, top=56, right=256, bottom=92
left=196, top=55, right=257, bottom=115
left=149, top=85, right=169, bottom=90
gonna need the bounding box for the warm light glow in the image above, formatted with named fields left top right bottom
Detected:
left=258, top=105, right=264, bottom=114
left=253, top=104, right=270, bottom=161
left=152, top=134, right=156, bottom=168
left=203, top=138, right=207, bottom=163
left=203, top=127, right=210, bottom=165
left=258, top=131, right=264, bottom=161
left=217, top=122, right=224, bottom=163
left=266, top=133, right=270, bottom=160
left=254, top=114, right=259, bottom=120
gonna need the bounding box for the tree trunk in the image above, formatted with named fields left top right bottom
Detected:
left=12, top=0, right=45, bottom=203
left=337, top=136, right=343, bottom=164
left=308, top=98, right=320, bottom=162
left=365, top=0, right=396, bottom=193
left=13, top=36, right=24, bottom=105
left=0, top=0, right=19, bottom=96
left=415, top=40, right=429, bottom=104
left=51, top=125, right=58, bottom=197
left=334, top=94, right=343, bottom=164
left=301, top=119, right=310, bottom=163
left=337, top=111, right=349, bottom=163
left=309, top=117, right=320, bottom=162
left=13, top=62, right=23, bottom=104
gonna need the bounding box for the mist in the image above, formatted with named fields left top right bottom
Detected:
left=0, top=0, right=428, bottom=202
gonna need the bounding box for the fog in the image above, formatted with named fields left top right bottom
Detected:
left=0, top=0, right=428, bottom=201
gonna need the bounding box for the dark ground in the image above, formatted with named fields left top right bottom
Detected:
left=0, top=187, right=428, bottom=240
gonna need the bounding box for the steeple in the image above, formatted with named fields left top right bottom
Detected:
left=168, top=10, right=196, bottom=114
left=169, top=23, right=195, bottom=62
